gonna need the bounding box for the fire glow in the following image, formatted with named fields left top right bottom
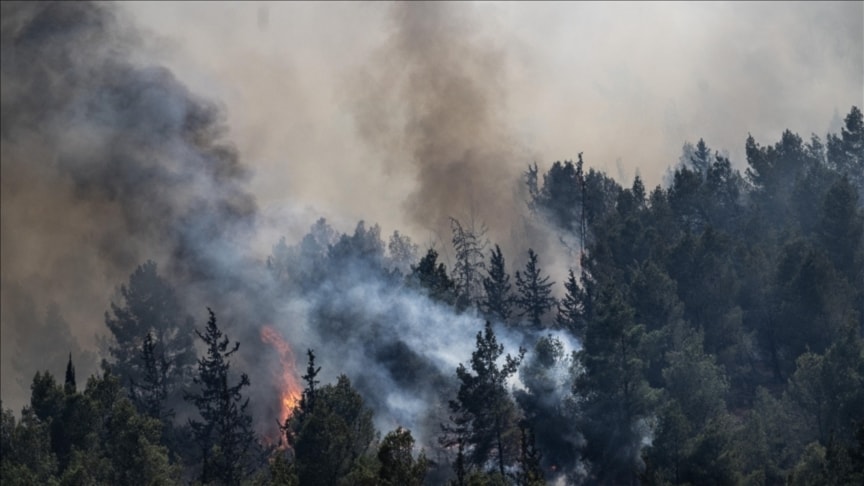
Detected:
left=260, top=326, right=303, bottom=427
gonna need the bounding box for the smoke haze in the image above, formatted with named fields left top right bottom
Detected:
left=1, top=0, right=861, bottom=449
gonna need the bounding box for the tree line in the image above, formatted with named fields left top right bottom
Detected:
left=2, top=106, right=863, bottom=485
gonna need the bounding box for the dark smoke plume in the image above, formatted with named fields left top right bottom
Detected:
left=350, top=2, right=535, bottom=252
left=1, top=1, right=261, bottom=413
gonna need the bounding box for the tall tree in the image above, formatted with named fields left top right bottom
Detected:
left=576, top=284, right=655, bottom=484
left=827, top=106, right=864, bottom=191
left=451, top=217, right=489, bottom=309
left=103, top=261, right=195, bottom=414
left=556, top=269, right=585, bottom=338
left=442, top=322, right=525, bottom=478
left=285, top=354, right=377, bottom=486
left=514, top=249, right=556, bottom=330
left=481, top=245, right=513, bottom=324
left=185, top=308, right=256, bottom=486
left=63, top=354, right=76, bottom=395
left=409, top=248, right=456, bottom=305
left=378, top=427, right=428, bottom=486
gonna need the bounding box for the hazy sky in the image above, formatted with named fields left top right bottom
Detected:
left=120, top=1, right=863, bottom=241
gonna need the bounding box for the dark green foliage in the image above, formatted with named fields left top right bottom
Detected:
left=514, top=335, right=580, bottom=476
left=0, top=403, right=58, bottom=485
left=576, top=283, right=656, bottom=484
left=285, top=366, right=377, bottom=486
left=443, top=322, right=525, bottom=478
left=514, top=249, right=556, bottom=330
left=512, top=422, right=544, bottom=486
left=556, top=269, right=585, bottom=338
left=185, top=308, right=256, bottom=486
left=481, top=245, right=514, bottom=324
left=3, top=370, right=177, bottom=485
left=410, top=248, right=456, bottom=304
left=827, top=106, right=864, bottom=191
left=103, top=261, right=195, bottom=418
left=63, top=354, right=76, bottom=395
left=378, top=427, right=428, bottom=486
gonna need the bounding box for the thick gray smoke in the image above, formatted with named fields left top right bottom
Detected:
left=0, top=2, right=554, bottom=451
left=0, top=1, right=262, bottom=413
left=349, top=2, right=539, bottom=254
left=2, top=0, right=861, bottom=471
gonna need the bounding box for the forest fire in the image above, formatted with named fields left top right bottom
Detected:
left=260, top=326, right=303, bottom=428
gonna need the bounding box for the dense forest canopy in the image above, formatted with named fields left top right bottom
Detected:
left=2, top=2, right=863, bottom=485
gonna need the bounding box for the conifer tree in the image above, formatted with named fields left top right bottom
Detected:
left=64, top=353, right=76, bottom=395
left=556, top=269, right=584, bottom=338
left=185, top=308, right=255, bottom=486
left=482, top=245, right=513, bottom=323
left=442, top=322, right=525, bottom=478
left=514, top=249, right=556, bottom=329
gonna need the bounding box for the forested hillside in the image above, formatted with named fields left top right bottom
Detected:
left=2, top=1, right=863, bottom=485
left=3, top=107, right=862, bottom=485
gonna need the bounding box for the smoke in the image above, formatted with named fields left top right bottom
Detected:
left=0, top=1, right=261, bottom=412
left=348, top=2, right=533, bottom=247
left=1, top=0, right=861, bottom=472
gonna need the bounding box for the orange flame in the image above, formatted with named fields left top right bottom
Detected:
left=260, top=326, right=302, bottom=428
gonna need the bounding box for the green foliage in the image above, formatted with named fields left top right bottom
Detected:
left=514, top=249, right=556, bottom=330
left=103, top=261, right=195, bottom=419
left=1, top=404, right=58, bottom=486
left=378, top=427, right=428, bottom=486
left=443, top=322, right=525, bottom=478
left=410, top=248, right=456, bottom=305
left=185, top=309, right=256, bottom=486
left=285, top=354, right=377, bottom=486
left=481, top=245, right=514, bottom=324
left=576, top=281, right=656, bottom=484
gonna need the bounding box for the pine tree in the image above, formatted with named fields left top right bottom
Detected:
left=378, top=427, right=429, bottom=486
left=103, top=261, right=195, bottom=414
left=185, top=308, right=256, bottom=486
left=556, top=269, right=584, bottom=338
left=442, top=322, right=525, bottom=478
left=131, top=332, right=171, bottom=421
left=410, top=248, right=456, bottom=304
left=285, top=366, right=377, bottom=486
left=481, top=245, right=513, bottom=324
left=514, top=249, right=556, bottom=329
left=64, top=353, right=76, bottom=395
left=576, top=283, right=655, bottom=484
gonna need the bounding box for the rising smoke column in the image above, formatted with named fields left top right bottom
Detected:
left=349, top=2, right=539, bottom=253
left=0, top=1, right=273, bottom=416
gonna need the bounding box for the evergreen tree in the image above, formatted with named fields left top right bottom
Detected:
left=442, top=322, right=525, bottom=478
left=410, top=248, right=456, bottom=305
left=0, top=403, right=58, bottom=485
left=481, top=245, right=513, bottom=324
left=556, top=269, right=585, bottom=338
left=185, top=308, right=256, bottom=486
left=63, top=354, right=75, bottom=395
left=378, top=427, right=428, bottom=486
left=514, top=249, right=556, bottom=329
left=132, top=332, right=171, bottom=422
left=285, top=362, right=377, bottom=486
left=827, top=106, right=864, bottom=191
left=103, top=261, right=195, bottom=415
left=576, top=284, right=655, bottom=484
left=513, top=422, right=545, bottom=486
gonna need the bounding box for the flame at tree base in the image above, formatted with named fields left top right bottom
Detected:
left=260, top=326, right=303, bottom=442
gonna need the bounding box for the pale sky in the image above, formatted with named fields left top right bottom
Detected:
left=120, top=1, right=863, bottom=241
